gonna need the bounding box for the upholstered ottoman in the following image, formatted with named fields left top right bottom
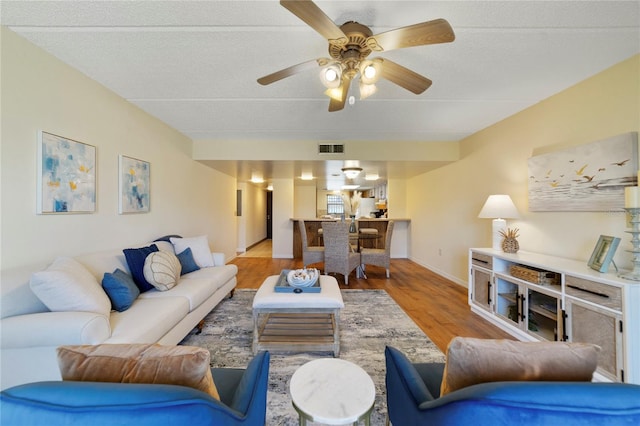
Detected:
left=252, top=275, right=344, bottom=356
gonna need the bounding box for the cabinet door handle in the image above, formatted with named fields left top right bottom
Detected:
left=562, top=310, right=568, bottom=341
left=487, top=281, right=492, bottom=305
left=519, top=294, right=526, bottom=322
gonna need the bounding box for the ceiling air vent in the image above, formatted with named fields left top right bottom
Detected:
left=318, top=144, right=344, bottom=154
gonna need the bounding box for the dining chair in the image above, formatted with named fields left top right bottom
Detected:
left=360, top=220, right=394, bottom=278
left=298, top=220, right=324, bottom=272
left=322, top=221, right=361, bottom=285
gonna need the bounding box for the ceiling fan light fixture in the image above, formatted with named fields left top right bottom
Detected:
left=324, top=87, right=344, bottom=101
left=320, top=64, right=342, bottom=89
left=341, top=166, right=363, bottom=179
left=359, top=60, right=382, bottom=85
left=359, top=81, right=377, bottom=100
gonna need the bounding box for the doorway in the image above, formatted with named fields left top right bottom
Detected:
left=266, top=191, right=273, bottom=239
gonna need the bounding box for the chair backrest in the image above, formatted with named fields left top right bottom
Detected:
left=298, top=220, right=310, bottom=248
left=384, top=221, right=395, bottom=252
left=322, top=221, right=351, bottom=255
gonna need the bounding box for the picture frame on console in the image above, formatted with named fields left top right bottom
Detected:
left=118, top=155, right=150, bottom=214
left=588, top=235, right=620, bottom=273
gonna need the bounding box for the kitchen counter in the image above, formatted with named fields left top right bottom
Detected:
left=291, top=218, right=410, bottom=259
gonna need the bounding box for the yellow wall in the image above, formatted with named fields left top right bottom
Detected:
left=408, top=55, right=640, bottom=285
left=1, top=27, right=239, bottom=270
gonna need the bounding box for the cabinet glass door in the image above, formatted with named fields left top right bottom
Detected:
left=527, top=289, right=560, bottom=341
left=495, top=278, right=520, bottom=327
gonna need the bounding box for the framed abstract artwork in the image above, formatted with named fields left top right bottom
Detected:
left=37, top=131, right=96, bottom=214
left=528, top=132, right=638, bottom=212
left=118, top=155, right=150, bottom=214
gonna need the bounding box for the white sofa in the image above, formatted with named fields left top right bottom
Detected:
left=0, top=239, right=238, bottom=390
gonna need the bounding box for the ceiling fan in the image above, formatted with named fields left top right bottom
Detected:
left=257, top=0, right=455, bottom=112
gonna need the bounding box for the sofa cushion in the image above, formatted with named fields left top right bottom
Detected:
left=180, top=264, right=238, bottom=285
left=123, top=244, right=159, bottom=292
left=139, top=278, right=217, bottom=311
left=143, top=251, right=181, bottom=291
left=170, top=236, right=214, bottom=268
left=57, top=343, right=219, bottom=400
left=440, top=337, right=599, bottom=396
left=177, top=247, right=200, bottom=275
left=106, top=297, right=189, bottom=343
left=29, top=257, right=111, bottom=316
left=102, top=269, right=140, bottom=311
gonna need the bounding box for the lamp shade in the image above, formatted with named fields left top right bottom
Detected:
left=478, top=195, right=520, bottom=219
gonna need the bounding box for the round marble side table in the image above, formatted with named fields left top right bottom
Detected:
left=290, top=358, right=375, bottom=425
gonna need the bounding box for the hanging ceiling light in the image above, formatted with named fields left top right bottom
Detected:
left=341, top=166, right=363, bottom=179
left=320, top=63, right=342, bottom=89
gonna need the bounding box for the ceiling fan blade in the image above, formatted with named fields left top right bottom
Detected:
left=280, top=0, right=348, bottom=46
left=366, top=18, right=455, bottom=52
left=379, top=59, right=432, bottom=94
left=328, top=75, right=351, bottom=112
left=257, top=58, right=328, bottom=85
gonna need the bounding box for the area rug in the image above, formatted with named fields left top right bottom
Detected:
left=180, top=289, right=445, bottom=425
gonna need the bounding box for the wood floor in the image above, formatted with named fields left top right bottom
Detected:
left=231, top=240, right=512, bottom=353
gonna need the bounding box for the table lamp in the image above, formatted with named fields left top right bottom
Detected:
left=478, top=194, right=520, bottom=251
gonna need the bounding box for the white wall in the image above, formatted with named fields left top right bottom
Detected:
left=272, top=178, right=294, bottom=259
left=294, top=184, right=316, bottom=218
left=408, top=55, right=640, bottom=286
left=0, top=27, right=238, bottom=270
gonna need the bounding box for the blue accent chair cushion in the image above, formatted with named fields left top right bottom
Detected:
left=123, top=244, right=159, bottom=292
left=0, top=351, right=270, bottom=426
left=385, top=345, right=640, bottom=426
left=177, top=247, right=200, bottom=275
left=101, top=268, right=140, bottom=311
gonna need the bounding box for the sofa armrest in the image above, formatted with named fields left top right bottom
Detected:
left=211, top=252, right=226, bottom=267
left=1, top=312, right=111, bottom=348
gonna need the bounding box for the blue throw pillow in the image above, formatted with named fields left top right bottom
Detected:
left=123, top=244, right=159, bottom=292
left=102, top=269, right=140, bottom=312
left=177, top=247, right=200, bottom=275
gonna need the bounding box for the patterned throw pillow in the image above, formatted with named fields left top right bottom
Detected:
left=143, top=250, right=181, bottom=291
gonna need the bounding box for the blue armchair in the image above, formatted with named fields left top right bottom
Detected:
left=0, top=351, right=270, bottom=426
left=385, top=346, right=640, bottom=425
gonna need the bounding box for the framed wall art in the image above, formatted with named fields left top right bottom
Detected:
left=118, top=155, right=150, bottom=214
left=528, top=132, right=638, bottom=212
left=587, top=235, right=620, bottom=273
left=37, top=131, right=96, bottom=214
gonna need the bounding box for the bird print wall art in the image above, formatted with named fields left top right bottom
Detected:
left=528, top=132, right=638, bottom=211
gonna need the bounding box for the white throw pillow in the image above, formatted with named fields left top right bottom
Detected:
left=143, top=251, right=181, bottom=291
left=170, top=236, right=214, bottom=268
left=29, top=257, right=111, bottom=315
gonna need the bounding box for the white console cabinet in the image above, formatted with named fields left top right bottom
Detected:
left=469, top=248, right=640, bottom=384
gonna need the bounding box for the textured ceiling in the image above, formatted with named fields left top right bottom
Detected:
left=2, top=1, right=639, bottom=187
